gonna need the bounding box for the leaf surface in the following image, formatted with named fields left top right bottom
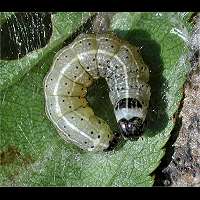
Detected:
left=0, top=12, right=193, bottom=186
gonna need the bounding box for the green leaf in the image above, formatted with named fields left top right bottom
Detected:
left=0, top=12, right=193, bottom=186
left=0, top=12, right=92, bottom=91
left=0, top=12, right=15, bottom=25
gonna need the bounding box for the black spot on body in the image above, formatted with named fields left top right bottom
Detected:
left=136, top=100, right=142, bottom=108
left=128, top=98, right=142, bottom=109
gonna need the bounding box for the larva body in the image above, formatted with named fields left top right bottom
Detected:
left=44, top=33, right=150, bottom=152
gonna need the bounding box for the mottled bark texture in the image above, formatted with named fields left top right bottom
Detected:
left=156, top=13, right=200, bottom=187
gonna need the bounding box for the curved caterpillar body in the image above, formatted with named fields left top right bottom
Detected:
left=44, top=33, right=151, bottom=152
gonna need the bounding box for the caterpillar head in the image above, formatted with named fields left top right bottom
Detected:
left=114, top=98, right=145, bottom=139
left=118, top=117, right=144, bottom=139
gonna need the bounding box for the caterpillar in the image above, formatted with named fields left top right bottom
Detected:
left=44, top=33, right=151, bottom=152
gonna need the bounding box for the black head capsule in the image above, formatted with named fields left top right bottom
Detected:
left=114, top=98, right=145, bottom=139
left=118, top=117, right=144, bottom=139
